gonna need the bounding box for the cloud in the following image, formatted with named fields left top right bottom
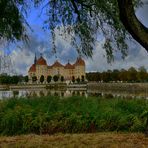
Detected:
left=85, top=42, right=148, bottom=72
left=11, top=49, right=34, bottom=75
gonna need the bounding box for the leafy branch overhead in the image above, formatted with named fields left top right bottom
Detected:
left=0, top=0, right=147, bottom=62
left=0, top=0, right=28, bottom=42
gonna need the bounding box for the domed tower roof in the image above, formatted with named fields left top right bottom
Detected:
left=29, top=64, right=36, bottom=72
left=36, top=56, right=47, bottom=65
left=75, top=57, right=85, bottom=66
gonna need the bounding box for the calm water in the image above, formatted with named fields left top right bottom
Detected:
left=0, top=88, right=148, bottom=99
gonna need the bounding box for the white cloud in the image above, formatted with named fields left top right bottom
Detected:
left=85, top=43, right=148, bottom=72
left=11, top=49, right=34, bottom=75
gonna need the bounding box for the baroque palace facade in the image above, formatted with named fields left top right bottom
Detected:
left=28, top=54, right=85, bottom=83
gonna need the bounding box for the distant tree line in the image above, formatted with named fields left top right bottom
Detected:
left=0, top=74, right=30, bottom=85
left=86, top=66, right=148, bottom=83
left=0, top=75, right=23, bottom=84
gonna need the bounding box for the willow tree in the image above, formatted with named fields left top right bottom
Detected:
left=0, top=0, right=147, bottom=62
left=0, top=0, right=27, bottom=41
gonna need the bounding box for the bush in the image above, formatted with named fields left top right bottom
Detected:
left=47, top=75, right=52, bottom=83
left=53, top=75, right=59, bottom=82
left=0, top=96, right=148, bottom=136
left=40, top=75, right=44, bottom=83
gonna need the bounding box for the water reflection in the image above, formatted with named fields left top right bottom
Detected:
left=0, top=89, right=88, bottom=99
left=0, top=88, right=148, bottom=99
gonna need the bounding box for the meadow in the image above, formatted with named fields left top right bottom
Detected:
left=0, top=96, right=148, bottom=136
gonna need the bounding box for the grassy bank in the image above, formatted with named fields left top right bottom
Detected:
left=0, top=96, right=148, bottom=136
left=1, top=133, right=148, bottom=147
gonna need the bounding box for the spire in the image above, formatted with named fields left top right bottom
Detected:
left=34, top=53, right=37, bottom=64
left=40, top=53, right=43, bottom=57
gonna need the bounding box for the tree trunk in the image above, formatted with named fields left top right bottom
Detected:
left=117, top=0, right=148, bottom=52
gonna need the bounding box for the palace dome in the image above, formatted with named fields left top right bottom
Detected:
left=75, top=57, right=85, bottom=66
left=29, top=64, right=36, bottom=72
left=36, top=56, right=47, bottom=65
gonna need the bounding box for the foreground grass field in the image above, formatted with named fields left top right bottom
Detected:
left=0, top=133, right=148, bottom=148
left=0, top=96, right=148, bottom=135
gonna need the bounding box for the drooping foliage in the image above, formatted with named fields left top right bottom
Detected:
left=30, top=0, right=144, bottom=62
left=0, top=0, right=144, bottom=62
left=0, top=0, right=28, bottom=42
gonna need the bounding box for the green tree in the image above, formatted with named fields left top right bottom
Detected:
left=47, top=75, right=52, bottom=83
left=61, top=76, right=64, bottom=82
left=24, top=76, right=29, bottom=83
left=11, top=76, right=20, bottom=84
left=0, top=75, right=10, bottom=84
left=112, top=70, right=120, bottom=81
left=86, top=72, right=102, bottom=82
left=138, top=66, right=148, bottom=82
left=81, top=75, right=85, bottom=82
left=76, top=77, right=80, bottom=83
left=0, top=0, right=27, bottom=41
left=127, top=67, right=138, bottom=82
left=53, top=75, right=59, bottom=82
left=40, top=75, right=44, bottom=83
left=0, top=75, right=20, bottom=84
left=101, top=72, right=111, bottom=82
left=119, top=69, right=128, bottom=82
left=72, top=76, right=75, bottom=83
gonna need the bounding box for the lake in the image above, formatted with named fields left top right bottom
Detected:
left=0, top=87, right=148, bottom=99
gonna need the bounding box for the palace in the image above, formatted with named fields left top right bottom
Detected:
left=28, top=54, right=85, bottom=83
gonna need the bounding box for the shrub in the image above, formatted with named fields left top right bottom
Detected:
left=47, top=75, right=52, bottom=83
left=0, top=96, right=148, bottom=136
left=40, top=75, right=44, bottom=83
left=53, top=75, right=59, bottom=82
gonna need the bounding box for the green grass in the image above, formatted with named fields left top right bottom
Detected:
left=0, top=96, right=148, bottom=136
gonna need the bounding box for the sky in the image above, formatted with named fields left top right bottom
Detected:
left=1, top=1, right=148, bottom=75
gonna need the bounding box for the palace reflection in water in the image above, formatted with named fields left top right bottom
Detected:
left=0, top=89, right=87, bottom=99
left=1, top=88, right=148, bottom=99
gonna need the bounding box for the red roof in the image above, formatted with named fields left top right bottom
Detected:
left=75, top=57, right=85, bottom=66
left=36, top=56, right=47, bottom=65
left=51, top=61, right=64, bottom=67
left=29, top=64, right=36, bottom=72
left=65, top=63, right=74, bottom=69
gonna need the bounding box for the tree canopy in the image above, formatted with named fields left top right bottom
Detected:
left=86, top=66, right=148, bottom=82
left=0, top=0, right=27, bottom=42
left=0, top=0, right=147, bottom=62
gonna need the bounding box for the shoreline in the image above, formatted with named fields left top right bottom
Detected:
left=1, top=82, right=148, bottom=91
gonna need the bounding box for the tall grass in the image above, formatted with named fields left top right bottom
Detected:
left=0, top=96, right=148, bottom=135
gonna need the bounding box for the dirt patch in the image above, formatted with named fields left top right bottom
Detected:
left=0, top=133, right=148, bottom=148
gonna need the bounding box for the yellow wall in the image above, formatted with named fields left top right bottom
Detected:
left=28, top=64, right=85, bottom=82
